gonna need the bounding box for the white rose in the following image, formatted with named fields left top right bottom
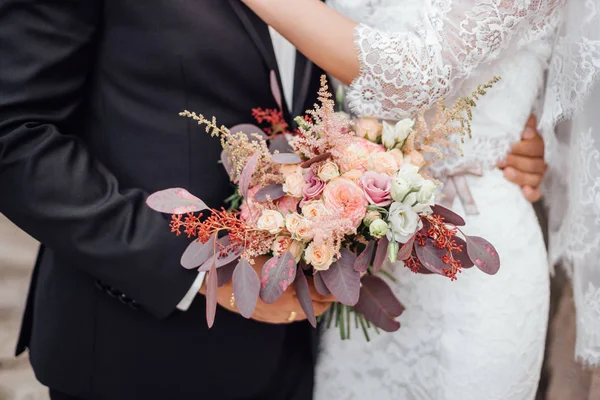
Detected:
left=387, top=201, right=423, bottom=243
left=304, top=242, right=335, bottom=271
left=283, top=172, right=305, bottom=197
left=257, top=210, right=285, bottom=234
left=381, top=119, right=414, bottom=149
left=280, top=163, right=302, bottom=177
left=366, top=151, right=399, bottom=175
left=318, top=162, right=340, bottom=182
left=301, top=200, right=328, bottom=220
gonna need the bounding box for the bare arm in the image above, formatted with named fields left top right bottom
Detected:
left=242, top=0, right=360, bottom=85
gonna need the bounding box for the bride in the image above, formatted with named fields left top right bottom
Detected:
left=242, top=0, right=565, bottom=399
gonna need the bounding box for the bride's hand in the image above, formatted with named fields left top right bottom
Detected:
left=498, top=114, right=547, bottom=203
left=200, top=256, right=336, bottom=324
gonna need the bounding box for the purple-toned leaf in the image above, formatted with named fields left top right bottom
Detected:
left=372, top=237, right=389, bottom=273
left=354, top=242, right=375, bottom=273
left=205, top=260, right=218, bottom=328
left=220, top=150, right=234, bottom=179
left=431, top=204, right=466, bottom=226
left=353, top=276, right=402, bottom=333
left=294, top=268, right=317, bottom=328
left=254, top=184, right=286, bottom=202
left=239, top=152, right=260, bottom=198
left=271, top=153, right=302, bottom=165
left=414, top=239, right=447, bottom=275
left=320, top=248, right=360, bottom=306
left=313, top=272, right=331, bottom=296
left=269, top=136, right=294, bottom=154
left=232, top=259, right=261, bottom=318
left=300, top=152, right=331, bottom=168
left=146, top=188, right=208, bottom=214
left=229, top=124, right=269, bottom=142
left=197, top=237, right=243, bottom=272
left=270, top=70, right=283, bottom=110
left=453, top=237, right=474, bottom=269
left=217, top=262, right=236, bottom=287
left=181, top=236, right=215, bottom=269
left=465, top=236, right=500, bottom=275
left=397, top=234, right=417, bottom=261
left=259, top=251, right=297, bottom=304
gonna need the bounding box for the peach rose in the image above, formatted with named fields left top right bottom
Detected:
left=322, top=178, right=368, bottom=227
left=388, top=148, right=404, bottom=168
left=271, top=235, right=293, bottom=256
left=355, top=117, right=383, bottom=142
left=366, top=151, right=399, bottom=175
left=342, top=169, right=363, bottom=185
left=404, top=150, right=426, bottom=169
left=294, top=218, right=315, bottom=241
left=337, top=137, right=385, bottom=172
left=304, top=241, right=336, bottom=271
left=283, top=172, right=305, bottom=197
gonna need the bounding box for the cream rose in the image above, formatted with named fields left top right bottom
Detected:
left=294, top=218, right=315, bottom=241
left=342, top=169, right=363, bottom=184
left=283, top=172, right=305, bottom=197
left=355, top=117, right=383, bottom=142
left=301, top=200, right=328, bottom=220
left=318, top=161, right=341, bottom=182
left=304, top=241, right=336, bottom=271
left=280, top=163, right=303, bottom=177
left=271, top=235, right=293, bottom=256
left=285, top=212, right=303, bottom=233
left=257, top=210, right=285, bottom=235
left=366, top=151, right=399, bottom=175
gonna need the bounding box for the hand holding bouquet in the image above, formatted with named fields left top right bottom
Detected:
left=147, top=76, right=501, bottom=338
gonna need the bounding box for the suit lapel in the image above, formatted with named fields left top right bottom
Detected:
left=228, top=0, right=291, bottom=118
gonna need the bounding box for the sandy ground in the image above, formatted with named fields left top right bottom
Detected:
left=0, top=214, right=48, bottom=400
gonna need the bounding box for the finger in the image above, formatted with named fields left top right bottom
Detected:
left=504, top=153, right=547, bottom=174
left=521, top=114, right=538, bottom=139
left=510, top=135, right=544, bottom=157
left=522, top=185, right=542, bottom=203
left=504, top=167, right=543, bottom=188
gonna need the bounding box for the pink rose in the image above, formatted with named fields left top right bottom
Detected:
left=322, top=178, right=368, bottom=227
left=277, top=196, right=299, bottom=215
left=361, top=171, right=392, bottom=206
left=302, top=169, right=325, bottom=201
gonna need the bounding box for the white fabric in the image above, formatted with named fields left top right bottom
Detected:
left=538, top=0, right=600, bottom=366
left=176, top=271, right=206, bottom=311
left=269, top=27, right=296, bottom=112
left=315, top=1, right=565, bottom=399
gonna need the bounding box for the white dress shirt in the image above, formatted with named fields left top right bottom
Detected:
left=176, top=28, right=297, bottom=311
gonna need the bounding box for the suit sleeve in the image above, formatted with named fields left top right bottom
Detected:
left=0, top=0, right=197, bottom=319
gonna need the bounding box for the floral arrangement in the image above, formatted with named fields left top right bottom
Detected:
left=147, top=75, right=500, bottom=339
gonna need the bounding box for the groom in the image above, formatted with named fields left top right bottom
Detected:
left=0, top=1, right=547, bottom=399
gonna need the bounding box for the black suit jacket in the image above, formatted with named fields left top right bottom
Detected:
left=0, top=1, right=322, bottom=399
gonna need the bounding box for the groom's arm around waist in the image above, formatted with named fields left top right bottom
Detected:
left=0, top=0, right=198, bottom=319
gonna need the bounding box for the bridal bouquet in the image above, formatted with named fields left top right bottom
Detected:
left=147, top=76, right=500, bottom=339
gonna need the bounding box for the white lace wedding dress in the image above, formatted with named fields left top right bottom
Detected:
left=314, top=1, right=565, bottom=399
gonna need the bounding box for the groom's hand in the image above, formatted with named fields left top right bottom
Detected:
left=498, top=114, right=547, bottom=202
left=200, top=256, right=336, bottom=324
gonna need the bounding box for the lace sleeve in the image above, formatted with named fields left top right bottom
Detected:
left=347, top=0, right=564, bottom=119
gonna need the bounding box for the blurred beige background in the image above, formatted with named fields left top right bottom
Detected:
left=0, top=214, right=47, bottom=400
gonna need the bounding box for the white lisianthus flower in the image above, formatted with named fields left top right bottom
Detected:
left=257, top=210, right=285, bottom=234
left=369, top=219, right=389, bottom=238
left=381, top=119, right=414, bottom=149
left=387, top=201, right=423, bottom=243
left=391, top=163, right=424, bottom=201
